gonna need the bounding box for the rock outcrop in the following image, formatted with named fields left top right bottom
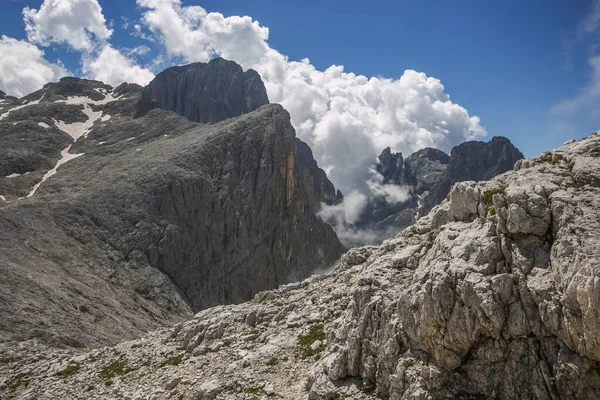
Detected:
left=2, top=133, right=598, bottom=399
left=0, top=63, right=343, bottom=347
left=356, top=136, right=524, bottom=243
left=135, top=57, right=269, bottom=123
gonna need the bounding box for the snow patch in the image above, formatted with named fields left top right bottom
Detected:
left=38, top=122, right=50, bottom=128
left=0, top=95, right=44, bottom=121
left=98, top=141, right=106, bottom=145
left=27, top=145, right=84, bottom=198
left=125, top=137, right=135, bottom=141
left=0, top=195, right=5, bottom=201
left=6, top=173, right=21, bottom=178
left=54, top=105, right=101, bottom=140
left=100, top=114, right=111, bottom=122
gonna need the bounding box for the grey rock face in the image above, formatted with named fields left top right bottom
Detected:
left=3, top=133, right=598, bottom=400
left=135, top=57, right=269, bottom=123
left=357, top=136, right=523, bottom=243
left=0, top=73, right=343, bottom=347
left=26, top=77, right=113, bottom=103
left=448, top=135, right=525, bottom=182
left=295, top=138, right=344, bottom=209
left=376, top=147, right=408, bottom=185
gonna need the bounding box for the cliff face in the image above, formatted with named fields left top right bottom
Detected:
left=3, top=133, right=598, bottom=400
left=135, top=57, right=269, bottom=123
left=448, top=135, right=526, bottom=182
left=356, top=136, right=524, bottom=242
left=0, top=62, right=343, bottom=347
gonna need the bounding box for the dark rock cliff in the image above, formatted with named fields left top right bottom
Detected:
left=448, top=135, right=525, bottom=182
left=356, top=137, right=523, bottom=242
left=135, top=57, right=269, bottom=123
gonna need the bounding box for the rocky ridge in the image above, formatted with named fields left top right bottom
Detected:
left=356, top=136, right=524, bottom=243
left=0, top=62, right=343, bottom=348
left=2, top=133, right=598, bottom=399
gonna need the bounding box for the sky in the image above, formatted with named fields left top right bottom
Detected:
left=0, top=0, right=598, bottom=202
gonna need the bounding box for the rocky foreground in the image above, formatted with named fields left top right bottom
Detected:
left=1, top=132, right=599, bottom=399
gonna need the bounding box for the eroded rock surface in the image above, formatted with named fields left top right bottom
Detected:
left=0, top=68, right=343, bottom=347
left=2, top=134, right=598, bottom=399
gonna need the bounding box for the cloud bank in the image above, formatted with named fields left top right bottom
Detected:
left=23, top=0, right=113, bottom=51
left=136, top=0, right=486, bottom=195
left=2, top=0, right=487, bottom=238
left=0, top=35, right=69, bottom=98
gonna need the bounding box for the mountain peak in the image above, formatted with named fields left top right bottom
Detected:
left=135, top=58, right=269, bottom=124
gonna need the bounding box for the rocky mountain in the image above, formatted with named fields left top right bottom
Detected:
left=135, top=58, right=270, bottom=123
left=2, top=132, right=598, bottom=399
left=356, top=136, right=524, bottom=243
left=0, top=61, right=344, bottom=348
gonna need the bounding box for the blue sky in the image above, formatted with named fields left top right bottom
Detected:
left=0, top=0, right=597, bottom=166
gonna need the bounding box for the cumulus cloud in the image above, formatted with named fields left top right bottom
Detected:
left=136, top=0, right=486, bottom=197
left=82, top=45, right=155, bottom=87
left=0, top=36, right=69, bottom=97
left=23, top=0, right=113, bottom=51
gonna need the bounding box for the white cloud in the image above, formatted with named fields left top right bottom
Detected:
left=23, top=0, right=113, bottom=51
left=578, top=0, right=600, bottom=39
left=552, top=55, right=600, bottom=115
left=554, top=1, right=600, bottom=115
left=136, top=0, right=486, bottom=196
left=0, top=36, right=69, bottom=98
left=82, top=45, right=155, bottom=87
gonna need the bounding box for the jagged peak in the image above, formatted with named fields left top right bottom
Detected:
left=135, top=57, right=269, bottom=123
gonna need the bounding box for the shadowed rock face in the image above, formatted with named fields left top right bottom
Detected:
left=0, top=63, right=343, bottom=347
left=448, top=136, right=525, bottom=182
left=135, top=57, right=269, bottom=123
left=355, top=137, right=523, bottom=243
left=376, top=147, right=407, bottom=185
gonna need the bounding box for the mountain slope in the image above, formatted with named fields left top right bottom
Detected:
left=0, top=64, right=344, bottom=347
left=2, top=133, right=598, bottom=399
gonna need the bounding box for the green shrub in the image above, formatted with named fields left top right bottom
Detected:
left=483, top=187, right=505, bottom=206
left=414, top=242, right=433, bottom=254
left=539, top=152, right=553, bottom=163
left=99, top=358, right=135, bottom=380
left=298, top=324, right=326, bottom=358
left=266, top=357, right=278, bottom=366
left=159, top=354, right=183, bottom=368
left=5, top=378, right=29, bottom=391
left=56, top=362, right=81, bottom=378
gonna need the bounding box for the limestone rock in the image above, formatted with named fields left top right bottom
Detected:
left=3, top=133, right=598, bottom=399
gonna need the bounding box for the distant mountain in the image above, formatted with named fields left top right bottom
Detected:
left=354, top=136, right=524, bottom=243
left=0, top=60, right=343, bottom=347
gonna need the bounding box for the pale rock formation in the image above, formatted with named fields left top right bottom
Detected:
left=2, top=134, right=598, bottom=399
